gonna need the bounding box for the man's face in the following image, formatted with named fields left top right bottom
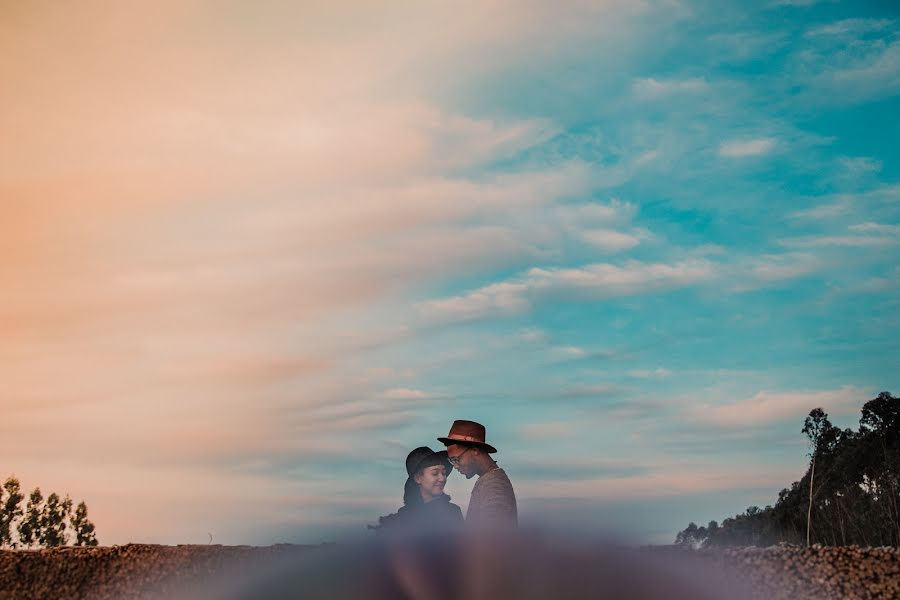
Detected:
left=447, top=444, right=476, bottom=479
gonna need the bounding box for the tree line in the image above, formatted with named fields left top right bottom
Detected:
left=0, top=476, right=97, bottom=548
left=676, top=391, right=899, bottom=548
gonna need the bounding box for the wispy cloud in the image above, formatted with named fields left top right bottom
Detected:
left=805, top=18, right=893, bottom=37
left=849, top=222, right=900, bottom=235
left=418, top=260, right=715, bottom=321
left=801, top=37, right=900, bottom=104
left=833, top=156, right=883, bottom=185
left=517, top=422, right=575, bottom=441
left=826, top=40, right=900, bottom=87
left=771, top=0, right=825, bottom=7
left=782, top=222, right=900, bottom=248
left=3, top=0, right=898, bottom=548
left=686, top=385, right=868, bottom=428
left=708, top=31, right=787, bottom=62
left=790, top=185, right=900, bottom=221
left=632, top=77, right=709, bottom=99
left=417, top=281, right=532, bottom=321
left=577, top=228, right=643, bottom=252
left=516, top=327, right=548, bottom=343
left=378, top=387, right=433, bottom=400
left=718, top=137, right=778, bottom=158
left=730, top=252, right=823, bottom=291
left=551, top=346, right=588, bottom=358
left=628, top=368, right=673, bottom=379
left=558, top=384, right=619, bottom=399
left=518, top=462, right=798, bottom=500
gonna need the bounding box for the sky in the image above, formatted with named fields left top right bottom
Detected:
left=2, top=0, right=899, bottom=546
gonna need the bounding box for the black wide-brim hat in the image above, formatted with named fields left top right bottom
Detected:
left=437, top=419, right=498, bottom=454
left=406, top=446, right=453, bottom=477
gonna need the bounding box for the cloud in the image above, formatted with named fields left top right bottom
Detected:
left=782, top=233, right=900, bottom=249
left=803, top=39, right=900, bottom=104
left=771, top=0, right=825, bottom=6
left=718, top=137, right=778, bottom=158
left=417, top=281, right=532, bottom=321
left=525, top=260, right=714, bottom=296
left=686, top=385, right=869, bottom=428
left=517, top=422, right=575, bottom=441
left=558, top=384, right=619, bottom=399
left=628, top=368, right=673, bottom=379
left=832, top=156, right=883, bottom=185
left=790, top=200, right=853, bottom=220
left=827, top=40, right=900, bottom=86
left=577, top=228, right=643, bottom=252
left=378, top=387, right=433, bottom=400
left=708, top=31, right=787, bottom=62
left=730, top=252, right=823, bottom=291
left=805, top=19, right=894, bottom=37
left=516, top=327, right=548, bottom=343
left=418, top=260, right=715, bottom=321
left=510, top=457, right=650, bottom=481
left=518, top=463, right=798, bottom=501
left=552, top=346, right=588, bottom=358
left=427, top=113, right=560, bottom=169
left=790, top=185, right=900, bottom=220
left=632, top=77, right=709, bottom=99
left=3, top=0, right=895, bottom=548
left=849, top=222, right=900, bottom=235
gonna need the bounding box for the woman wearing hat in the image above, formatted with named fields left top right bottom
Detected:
left=374, top=446, right=463, bottom=534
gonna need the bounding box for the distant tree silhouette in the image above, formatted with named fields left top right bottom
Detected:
left=676, top=392, right=900, bottom=547
left=70, top=501, right=98, bottom=547
left=0, top=477, right=24, bottom=548
left=17, top=487, right=44, bottom=547
left=0, top=479, right=98, bottom=549
left=39, top=493, right=72, bottom=547
left=802, top=408, right=839, bottom=546
left=674, top=522, right=703, bottom=548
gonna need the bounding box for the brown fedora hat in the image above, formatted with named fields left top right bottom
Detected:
left=437, top=419, right=498, bottom=454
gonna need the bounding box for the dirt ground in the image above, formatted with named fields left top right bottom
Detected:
left=1, top=543, right=898, bottom=599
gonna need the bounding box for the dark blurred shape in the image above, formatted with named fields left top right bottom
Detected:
left=179, top=531, right=752, bottom=600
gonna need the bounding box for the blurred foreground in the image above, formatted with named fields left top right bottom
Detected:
left=1, top=533, right=899, bottom=599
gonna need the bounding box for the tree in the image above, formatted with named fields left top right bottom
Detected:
left=0, top=478, right=99, bottom=549
left=0, top=477, right=24, bottom=548
left=675, top=391, right=900, bottom=548
left=39, top=493, right=72, bottom=547
left=675, top=522, right=705, bottom=548
left=860, top=392, right=899, bottom=437
left=17, top=488, right=44, bottom=548
left=70, top=501, right=98, bottom=547
left=859, top=392, right=900, bottom=544
left=802, top=408, right=839, bottom=546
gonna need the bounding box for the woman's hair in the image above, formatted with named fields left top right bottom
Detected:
left=402, top=477, right=422, bottom=507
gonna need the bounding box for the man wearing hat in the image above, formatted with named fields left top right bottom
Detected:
left=438, top=420, right=517, bottom=528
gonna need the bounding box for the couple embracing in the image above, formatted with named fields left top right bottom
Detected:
left=376, top=420, right=517, bottom=534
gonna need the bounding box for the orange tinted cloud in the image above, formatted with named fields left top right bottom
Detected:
left=1, top=0, right=648, bottom=543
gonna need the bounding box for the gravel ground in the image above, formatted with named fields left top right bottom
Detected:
left=1, top=543, right=898, bottom=599
left=0, top=544, right=314, bottom=600
left=692, top=544, right=900, bottom=600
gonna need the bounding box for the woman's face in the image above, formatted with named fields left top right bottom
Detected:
left=414, top=464, right=448, bottom=502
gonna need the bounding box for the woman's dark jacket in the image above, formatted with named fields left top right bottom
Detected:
left=375, top=494, right=463, bottom=535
